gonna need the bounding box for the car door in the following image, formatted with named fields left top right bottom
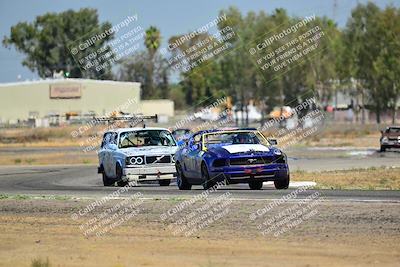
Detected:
left=183, top=134, right=203, bottom=180
left=108, top=132, right=119, bottom=178
left=100, top=132, right=112, bottom=177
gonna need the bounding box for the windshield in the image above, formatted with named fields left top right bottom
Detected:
left=386, top=127, right=400, bottom=134
left=203, top=131, right=269, bottom=148
left=119, top=130, right=176, bottom=148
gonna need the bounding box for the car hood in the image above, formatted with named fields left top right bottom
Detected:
left=383, top=133, right=400, bottom=138
left=208, top=144, right=279, bottom=157
left=120, top=146, right=178, bottom=156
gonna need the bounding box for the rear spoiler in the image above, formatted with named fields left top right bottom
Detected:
left=93, top=114, right=158, bottom=128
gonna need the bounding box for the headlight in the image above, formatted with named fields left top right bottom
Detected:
left=382, top=137, right=389, bottom=143
left=171, top=154, right=176, bottom=163
left=126, top=156, right=144, bottom=165
left=213, top=158, right=227, bottom=167
left=273, top=149, right=282, bottom=156
left=276, top=154, right=286, bottom=163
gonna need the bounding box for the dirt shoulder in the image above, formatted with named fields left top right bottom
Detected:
left=292, top=167, right=400, bottom=190
left=0, top=198, right=399, bottom=267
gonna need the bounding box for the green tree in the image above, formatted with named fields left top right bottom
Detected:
left=143, top=26, right=161, bottom=98
left=118, top=52, right=169, bottom=99
left=344, top=2, right=400, bottom=124
left=3, top=8, right=114, bottom=79
left=373, top=6, right=400, bottom=124
left=168, top=31, right=224, bottom=105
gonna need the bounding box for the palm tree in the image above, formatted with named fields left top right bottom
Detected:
left=143, top=26, right=161, bottom=98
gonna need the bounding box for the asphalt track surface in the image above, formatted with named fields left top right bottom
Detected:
left=0, top=153, right=399, bottom=202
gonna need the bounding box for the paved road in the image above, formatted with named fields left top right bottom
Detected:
left=0, top=155, right=399, bottom=202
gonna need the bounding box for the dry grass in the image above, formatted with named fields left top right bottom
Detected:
left=0, top=125, right=103, bottom=147
left=262, top=123, right=384, bottom=148
left=0, top=200, right=399, bottom=267
left=292, top=167, right=400, bottom=190
left=0, top=123, right=386, bottom=148
left=0, top=152, right=97, bottom=166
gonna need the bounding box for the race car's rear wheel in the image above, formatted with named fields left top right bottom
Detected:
left=248, top=180, right=263, bottom=190
left=274, top=174, right=290, bottom=189
left=380, top=145, right=386, bottom=152
left=158, top=179, right=171, bottom=186
left=102, top=172, right=114, bottom=186
left=176, top=163, right=191, bottom=190
left=202, top=163, right=215, bottom=190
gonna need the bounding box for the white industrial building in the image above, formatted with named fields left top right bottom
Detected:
left=0, top=78, right=174, bottom=125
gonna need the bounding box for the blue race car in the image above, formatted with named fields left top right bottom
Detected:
left=174, top=129, right=290, bottom=190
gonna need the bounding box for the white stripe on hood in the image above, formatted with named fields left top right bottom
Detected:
left=222, top=144, right=269, bottom=154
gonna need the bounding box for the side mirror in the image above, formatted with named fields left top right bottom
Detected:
left=108, top=144, right=118, bottom=150
left=268, top=139, right=278, bottom=146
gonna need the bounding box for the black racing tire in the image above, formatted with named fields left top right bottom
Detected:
left=158, top=179, right=171, bottom=186
left=202, top=163, right=215, bottom=190
left=116, top=164, right=128, bottom=187
left=176, top=162, right=191, bottom=190
left=102, top=172, right=114, bottom=186
left=117, top=180, right=129, bottom=187
left=248, top=180, right=263, bottom=190
left=380, top=146, right=386, bottom=152
left=274, top=174, right=290, bottom=190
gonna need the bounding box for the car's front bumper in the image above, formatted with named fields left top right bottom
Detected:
left=209, top=164, right=289, bottom=183
left=123, top=164, right=176, bottom=181
left=381, top=141, right=400, bottom=148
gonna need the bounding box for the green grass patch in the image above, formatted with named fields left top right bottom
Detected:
left=31, top=257, right=51, bottom=267
left=293, top=167, right=400, bottom=190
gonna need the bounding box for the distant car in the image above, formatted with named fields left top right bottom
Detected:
left=380, top=126, right=400, bottom=152
left=174, top=129, right=290, bottom=190
left=98, top=127, right=178, bottom=186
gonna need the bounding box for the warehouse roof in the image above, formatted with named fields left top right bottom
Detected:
left=0, top=78, right=140, bottom=87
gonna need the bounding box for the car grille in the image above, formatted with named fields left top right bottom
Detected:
left=230, top=156, right=275, bottom=165
left=145, top=155, right=171, bottom=164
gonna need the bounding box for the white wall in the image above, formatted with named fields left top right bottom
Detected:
left=0, top=79, right=141, bottom=123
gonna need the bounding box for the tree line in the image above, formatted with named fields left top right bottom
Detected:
left=3, top=3, right=399, bottom=123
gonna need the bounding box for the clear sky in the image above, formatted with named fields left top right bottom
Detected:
left=0, top=0, right=398, bottom=83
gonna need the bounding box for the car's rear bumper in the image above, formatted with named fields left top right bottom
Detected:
left=123, top=165, right=176, bottom=181
left=209, top=164, right=289, bottom=183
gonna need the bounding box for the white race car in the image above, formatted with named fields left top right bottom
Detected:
left=98, top=127, right=178, bottom=186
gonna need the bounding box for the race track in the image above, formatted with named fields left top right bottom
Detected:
left=0, top=150, right=399, bottom=202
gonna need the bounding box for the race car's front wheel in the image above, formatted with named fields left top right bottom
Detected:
left=202, top=163, right=216, bottom=190
left=274, top=174, right=290, bottom=189
left=158, top=179, right=171, bottom=186
left=116, top=164, right=128, bottom=187
left=176, top=163, right=191, bottom=190
left=102, top=172, right=114, bottom=186
left=248, top=180, right=263, bottom=190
